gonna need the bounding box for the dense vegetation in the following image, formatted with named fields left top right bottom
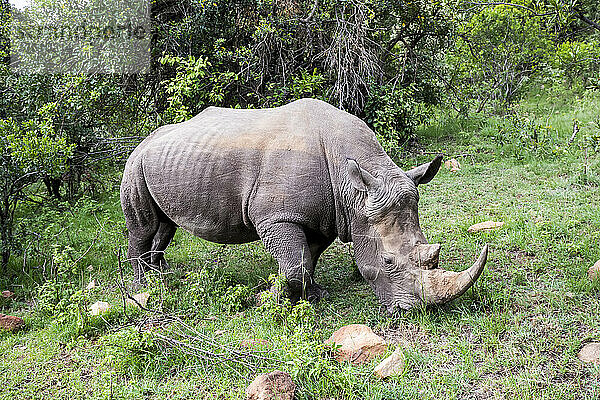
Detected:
left=1, top=0, right=599, bottom=398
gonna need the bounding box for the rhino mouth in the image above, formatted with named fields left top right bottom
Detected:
left=415, top=245, right=489, bottom=305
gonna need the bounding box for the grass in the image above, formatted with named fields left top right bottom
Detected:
left=1, top=89, right=600, bottom=399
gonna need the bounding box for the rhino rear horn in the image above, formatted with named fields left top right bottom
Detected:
left=417, top=245, right=488, bottom=305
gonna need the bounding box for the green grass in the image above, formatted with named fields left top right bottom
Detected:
left=1, top=90, right=600, bottom=399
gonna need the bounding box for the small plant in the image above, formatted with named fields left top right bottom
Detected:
left=494, top=114, right=563, bottom=159
left=223, top=284, right=253, bottom=313
left=287, top=299, right=315, bottom=327
left=100, top=326, right=163, bottom=376
left=257, top=274, right=290, bottom=324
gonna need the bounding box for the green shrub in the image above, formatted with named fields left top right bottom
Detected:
left=493, top=114, right=564, bottom=160
left=223, top=284, right=253, bottom=313
left=364, top=83, right=422, bottom=157
left=100, top=326, right=164, bottom=377
left=552, top=40, right=600, bottom=89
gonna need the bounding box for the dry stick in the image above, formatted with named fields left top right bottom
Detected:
left=569, top=120, right=580, bottom=146
left=300, top=0, right=318, bottom=24
left=115, top=252, right=282, bottom=373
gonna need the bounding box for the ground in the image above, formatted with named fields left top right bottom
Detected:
left=1, top=90, right=599, bottom=399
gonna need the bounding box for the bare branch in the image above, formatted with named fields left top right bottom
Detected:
left=300, top=0, right=318, bottom=23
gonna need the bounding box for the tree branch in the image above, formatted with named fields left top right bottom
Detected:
left=300, top=0, right=318, bottom=23
left=573, top=7, right=600, bottom=32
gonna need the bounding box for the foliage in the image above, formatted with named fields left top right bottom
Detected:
left=448, top=4, right=553, bottom=112
left=257, top=274, right=317, bottom=328
left=551, top=39, right=600, bottom=88
left=0, top=115, right=74, bottom=269
left=492, top=114, right=564, bottom=159
left=159, top=53, right=237, bottom=123
left=100, top=327, right=163, bottom=376
left=364, top=82, right=422, bottom=154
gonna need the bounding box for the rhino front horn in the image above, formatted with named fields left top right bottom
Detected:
left=417, top=245, right=488, bottom=305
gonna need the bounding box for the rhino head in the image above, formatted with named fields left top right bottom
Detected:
left=347, top=155, right=488, bottom=312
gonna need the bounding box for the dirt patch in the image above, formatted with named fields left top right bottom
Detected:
left=508, top=249, right=536, bottom=265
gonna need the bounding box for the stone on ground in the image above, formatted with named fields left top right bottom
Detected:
left=324, top=324, right=387, bottom=364
left=0, top=314, right=25, bottom=332
left=578, top=342, right=600, bottom=364
left=126, top=292, right=150, bottom=308
left=444, top=158, right=461, bottom=172
left=374, top=346, right=406, bottom=378
left=588, top=260, right=600, bottom=280
left=89, top=301, right=111, bottom=316
left=246, top=370, right=296, bottom=400
left=468, top=220, right=504, bottom=233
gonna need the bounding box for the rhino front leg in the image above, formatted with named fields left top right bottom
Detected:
left=258, top=222, right=326, bottom=302
left=306, top=237, right=334, bottom=300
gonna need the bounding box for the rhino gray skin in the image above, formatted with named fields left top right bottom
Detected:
left=121, top=98, right=488, bottom=312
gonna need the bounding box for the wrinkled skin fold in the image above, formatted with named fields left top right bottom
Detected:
left=121, top=98, right=488, bottom=312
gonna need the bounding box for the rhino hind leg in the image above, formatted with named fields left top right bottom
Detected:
left=258, top=222, right=329, bottom=303
left=150, top=222, right=177, bottom=270
left=121, top=163, right=164, bottom=286
left=127, top=233, right=154, bottom=286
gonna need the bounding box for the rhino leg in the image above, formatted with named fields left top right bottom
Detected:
left=306, top=237, right=333, bottom=300
left=128, top=233, right=153, bottom=286
left=121, top=164, right=162, bottom=286
left=258, top=222, right=328, bottom=302
left=150, top=222, right=177, bottom=270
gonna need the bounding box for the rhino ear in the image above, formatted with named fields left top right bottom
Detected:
left=406, top=155, right=443, bottom=185
left=347, top=159, right=380, bottom=192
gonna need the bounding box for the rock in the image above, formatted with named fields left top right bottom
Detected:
left=214, top=330, right=226, bottom=336
left=86, top=280, right=97, bottom=290
left=0, top=314, right=25, bottom=332
left=89, top=301, right=111, bottom=316
left=374, top=346, right=405, bottom=378
left=246, top=370, right=296, bottom=400
left=126, top=292, right=150, bottom=308
left=588, top=260, right=600, bottom=280
left=578, top=342, right=600, bottom=364
left=240, top=339, right=270, bottom=350
left=468, top=220, right=504, bottom=233
left=1, top=290, right=14, bottom=299
left=324, top=324, right=387, bottom=364
left=444, top=158, right=461, bottom=172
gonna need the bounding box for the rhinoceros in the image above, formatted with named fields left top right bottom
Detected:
left=121, top=98, right=488, bottom=312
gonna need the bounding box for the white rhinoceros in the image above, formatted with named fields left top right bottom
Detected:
left=120, top=98, right=487, bottom=312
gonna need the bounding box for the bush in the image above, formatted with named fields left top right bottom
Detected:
left=100, top=327, right=164, bottom=377
left=448, top=5, right=553, bottom=112
left=492, top=114, right=564, bottom=160
left=552, top=40, right=600, bottom=89
left=364, top=83, right=423, bottom=156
